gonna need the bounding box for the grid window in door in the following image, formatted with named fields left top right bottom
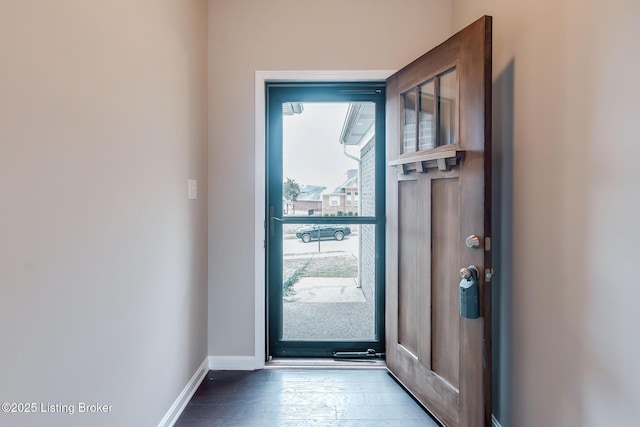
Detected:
left=401, top=67, right=458, bottom=153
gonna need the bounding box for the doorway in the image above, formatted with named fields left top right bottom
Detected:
left=266, top=83, right=386, bottom=358
left=257, top=15, right=492, bottom=421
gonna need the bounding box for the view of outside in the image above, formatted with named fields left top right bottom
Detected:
left=280, top=103, right=377, bottom=341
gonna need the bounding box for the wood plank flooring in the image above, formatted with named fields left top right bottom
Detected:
left=175, top=369, right=441, bottom=427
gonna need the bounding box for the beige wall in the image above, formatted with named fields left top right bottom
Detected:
left=3, top=1, right=635, bottom=424
left=207, top=0, right=453, bottom=356
left=0, top=1, right=208, bottom=426
left=452, top=1, right=640, bottom=426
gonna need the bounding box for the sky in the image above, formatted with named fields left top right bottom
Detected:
left=282, top=103, right=360, bottom=191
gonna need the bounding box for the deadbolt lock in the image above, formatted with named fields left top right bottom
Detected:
left=465, top=235, right=481, bottom=248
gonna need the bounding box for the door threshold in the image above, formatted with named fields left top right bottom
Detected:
left=266, top=358, right=387, bottom=369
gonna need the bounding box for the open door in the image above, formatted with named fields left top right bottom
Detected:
left=385, top=16, right=492, bottom=427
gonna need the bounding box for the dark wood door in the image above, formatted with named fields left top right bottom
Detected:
left=385, top=16, right=492, bottom=427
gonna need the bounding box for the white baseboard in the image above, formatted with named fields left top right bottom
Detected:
left=157, top=357, right=208, bottom=427
left=208, top=355, right=263, bottom=370
left=492, top=414, right=503, bottom=427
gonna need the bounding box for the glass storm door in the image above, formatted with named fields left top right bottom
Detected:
left=266, top=83, right=385, bottom=358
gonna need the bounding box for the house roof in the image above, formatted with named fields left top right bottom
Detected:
left=297, top=185, right=325, bottom=201
left=339, top=102, right=376, bottom=146
left=323, top=169, right=358, bottom=196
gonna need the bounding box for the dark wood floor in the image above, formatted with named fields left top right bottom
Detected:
left=175, top=368, right=441, bottom=427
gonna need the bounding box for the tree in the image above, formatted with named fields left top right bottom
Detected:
left=283, top=177, right=301, bottom=202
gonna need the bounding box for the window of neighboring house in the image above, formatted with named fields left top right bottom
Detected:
left=354, top=193, right=359, bottom=206
left=330, top=196, right=340, bottom=206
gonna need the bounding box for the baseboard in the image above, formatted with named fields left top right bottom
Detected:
left=208, top=355, right=262, bottom=370
left=157, top=357, right=208, bottom=427
left=492, top=414, right=503, bottom=427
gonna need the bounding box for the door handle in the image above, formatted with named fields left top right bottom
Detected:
left=269, top=206, right=284, bottom=237
left=459, top=266, right=478, bottom=280
left=459, top=266, right=479, bottom=319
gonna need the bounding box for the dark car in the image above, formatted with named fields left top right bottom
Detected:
left=295, top=224, right=351, bottom=243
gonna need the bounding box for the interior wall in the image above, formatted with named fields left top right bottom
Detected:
left=207, top=0, right=452, bottom=357
left=452, top=1, right=640, bottom=426
left=0, top=1, right=208, bottom=426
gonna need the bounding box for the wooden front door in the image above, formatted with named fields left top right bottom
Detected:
left=385, top=16, right=492, bottom=427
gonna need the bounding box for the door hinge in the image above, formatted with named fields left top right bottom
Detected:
left=485, top=236, right=491, bottom=251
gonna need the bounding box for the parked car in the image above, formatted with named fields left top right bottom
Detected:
left=295, top=224, right=351, bottom=243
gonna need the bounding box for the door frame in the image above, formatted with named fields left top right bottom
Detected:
left=253, top=71, right=394, bottom=367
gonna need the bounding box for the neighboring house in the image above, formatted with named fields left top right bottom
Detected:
left=321, top=169, right=359, bottom=216
left=338, top=103, right=377, bottom=303
left=288, top=184, right=325, bottom=216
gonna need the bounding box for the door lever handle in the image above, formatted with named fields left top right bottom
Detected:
left=269, top=207, right=284, bottom=237
left=269, top=207, right=275, bottom=237
left=460, top=266, right=478, bottom=280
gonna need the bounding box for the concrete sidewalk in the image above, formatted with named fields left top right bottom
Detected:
left=282, top=276, right=375, bottom=341
left=284, top=277, right=365, bottom=303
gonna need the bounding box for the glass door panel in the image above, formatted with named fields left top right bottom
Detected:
left=419, top=79, right=436, bottom=150
left=400, top=67, right=458, bottom=154
left=401, top=89, right=417, bottom=154
left=438, top=68, right=457, bottom=146
left=282, top=223, right=377, bottom=342
left=282, top=102, right=375, bottom=218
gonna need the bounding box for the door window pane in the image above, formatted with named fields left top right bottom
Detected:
left=282, top=223, right=376, bottom=341
left=438, top=68, right=457, bottom=146
left=419, top=79, right=436, bottom=150
left=400, top=68, right=458, bottom=153
left=283, top=102, right=375, bottom=217
left=401, top=89, right=417, bottom=153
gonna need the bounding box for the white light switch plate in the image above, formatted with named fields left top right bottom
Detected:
left=188, top=179, right=197, bottom=200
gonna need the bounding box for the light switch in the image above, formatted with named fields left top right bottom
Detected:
left=188, top=179, right=197, bottom=200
